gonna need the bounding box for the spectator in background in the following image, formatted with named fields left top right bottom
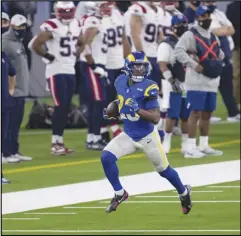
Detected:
left=184, top=1, right=200, bottom=25
left=6, top=1, right=37, bottom=70
left=2, top=14, right=32, bottom=162
left=226, top=1, right=240, bottom=106
left=203, top=1, right=240, bottom=123
left=2, top=12, right=10, bottom=34
left=2, top=51, right=16, bottom=182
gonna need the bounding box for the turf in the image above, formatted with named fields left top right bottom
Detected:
left=2, top=181, right=240, bottom=235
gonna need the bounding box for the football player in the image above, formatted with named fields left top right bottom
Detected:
left=101, top=1, right=131, bottom=143
left=79, top=1, right=111, bottom=150
left=102, top=52, right=192, bottom=214
left=31, top=1, right=84, bottom=155
left=157, top=14, right=189, bottom=154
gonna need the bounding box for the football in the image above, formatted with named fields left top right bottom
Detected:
left=106, top=100, right=119, bottom=119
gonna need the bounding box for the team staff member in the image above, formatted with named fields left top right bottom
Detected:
left=1, top=51, right=16, bottom=183
left=2, top=14, right=32, bottom=162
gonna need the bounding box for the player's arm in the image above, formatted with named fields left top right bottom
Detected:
left=76, top=32, right=85, bottom=57
left=32, top=31, right=55, bottom=62
left=137, top=107, right=160, bottom=125
left=130, top=14, right=144, bottom=52
left=122, top=28, right=131, bottom=58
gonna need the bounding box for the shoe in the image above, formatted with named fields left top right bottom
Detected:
left=2, top=177, right=11, bottom=184
left=199, top=146, right=223, bottom=156
left=184, top=148, right=206, bottom=158
left=227, top=114, right=240, bottom=123
left=85, top=141, right=93, bottom=149
left=210, top=116, right=222, bottom=124
left=179, top=185, right=192, bottom=214
left=89, top=141, right=105, bottom=151
left=51, top=143, right=74, bottom=155
left=7, top=155, right=21, bottom=163
left=2, top=157, right=9, bottom=164
left=113, top=129, right=122, bottom=138
left=105, top=190, right=129, bottom=213
left=172, top=126, right=182, bottom=136
left=101, top=132, right=111, bottom=145
left=15, top=153, right=32, bottom=161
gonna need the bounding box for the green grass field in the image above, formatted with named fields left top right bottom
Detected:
left=2, top=94, right=240, bottom=235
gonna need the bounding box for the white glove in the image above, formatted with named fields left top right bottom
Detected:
left=93, top=67, right=108, bottom=78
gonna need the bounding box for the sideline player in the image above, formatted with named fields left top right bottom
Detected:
left=31, top=1, right=84, bottom=155
left=101, top=52, right=192, bottom=214
left=157, top=14, right=189, bottom=154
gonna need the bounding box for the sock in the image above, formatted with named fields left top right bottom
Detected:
left=52, top=135, right=58, bottom=144
left=87, top=133, right=94, bottom=143
left=158, top=130, right=165, bottom=140
left=101, top=150, right=123, bottom=191
left=110, top=124, right=119, bottom=133
left=199, top=136, right=209, bottom=150
left=52, top=105, right=65, bottom=137
left=159, top=166, right=185, bottom=195
left=187, top=138, right=196, bottom=150
left=181, top=133, right=188, bottom=149
left=164, top=132, right=172, bottom=142
left=93, top=135, right=101, bottom=143
left=101, top=126, right=108, bottom=134
left=115, top=189, right=124, bottom=196
left=56, top=135, right=63, bottom=144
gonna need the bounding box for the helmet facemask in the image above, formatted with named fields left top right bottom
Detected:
left=130, top=62, right=149, bottom=82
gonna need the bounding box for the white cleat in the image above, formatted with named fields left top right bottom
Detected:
left=7, top=155, right=21, bottom=163
left=162, top=141, right=171, bottom=154
left=227, top=114, right=240, bottom=123
left=2, top=157, right=10, bottom=164
left=184, top=148, right=206, bottom=159
left=14, top=153, right=32, bottom=161
left=199, top=147, right=223, bottom=156
left=210, top=116, right=222, bottom=124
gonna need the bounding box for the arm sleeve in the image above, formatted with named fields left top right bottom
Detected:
left=157, top=43, right=172, bottom=63
left=174, top=31, right=199, bottom=69
left=5, top=54, right=16, bottom=76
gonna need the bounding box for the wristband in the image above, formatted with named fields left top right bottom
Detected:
left=89, top=64, right=97, bottom=70
left=43, top=53, right=55, bottom=62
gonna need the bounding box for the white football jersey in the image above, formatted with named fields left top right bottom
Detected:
left=40, top=18, right=81, bottom=78
left=80, top=15, right=108, bottom=65
left=129, top=2, right=163, bottom=58
left=105, top=8, right=125, bottom=70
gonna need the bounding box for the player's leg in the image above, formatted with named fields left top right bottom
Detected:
left=101, top=132, right=136, bottom=213
left=138, top=128, right=192, bottom=214
left=48, top=74, right=68, bottom=155
left=180, top=97, right=190, bottom=154
left=199, top=92, right=223, bottom=156
left=185, top=91, right=206, bottom=158
left=163, top=92, right=182, bottom=153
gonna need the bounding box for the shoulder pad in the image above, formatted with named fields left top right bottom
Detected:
left=40, top=19, right=58, bottom=32
left=83, top=16, right=100, bottom=29
left=144, top=83, right=159, bottom=98
left=129, top=3, right=147, bottom=16
left=114, top=74, right=128, bottom=89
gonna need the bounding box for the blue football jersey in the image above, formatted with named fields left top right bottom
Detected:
left=115, top=74, right=160, bottom=141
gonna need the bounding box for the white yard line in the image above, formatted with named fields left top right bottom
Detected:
left=2, top=160, right=240, bottom=215
left=171, top=190, right=224, bottom=193
left=206, top=186, right=240, bottom=188
left=2, top=229, right=240, bottom=233
left=135, top=196, right=178, bottom=198
left=63, top=207, right=106, bottom=209
left=100, top=200, right=240, bottom=204
left=2, top=218, right=40, bottom=220
left=24, top=212, right=76, bottom=215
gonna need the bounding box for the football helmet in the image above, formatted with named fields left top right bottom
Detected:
left=95, top=1, right=115, bottom=17
left=54, top=1, right=75, bottom=24
left=161, top=1, right=178, bottom=11
left=124, top=52, right=150, bottom=83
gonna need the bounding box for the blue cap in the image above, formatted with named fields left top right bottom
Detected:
left=171, top=14, right=188, bottom=26
left=195, top=5, right=211, bottom=17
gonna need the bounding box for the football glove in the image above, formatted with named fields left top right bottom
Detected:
left=125, top=98, right=140, bottom=112
left=169, top=78, right=183, bottom=93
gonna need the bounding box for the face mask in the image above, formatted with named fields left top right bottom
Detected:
left=13, top=28, right=26, bottom=40
left=1, top=27, right=9, bottom=34
left=198, top=18, right=212, bottom=30
left=208, top=5, right=217, bottom=13
left=174, top=25, right=188, bottom=37
left=191, top=1, right=200, bottom=7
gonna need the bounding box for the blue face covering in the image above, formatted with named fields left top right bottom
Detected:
left=208, top=5, right=217, bottom=13
left=1, top=27, right=9, bottom=34
left=13, top=28, right=26, bottom=40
